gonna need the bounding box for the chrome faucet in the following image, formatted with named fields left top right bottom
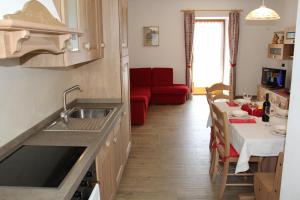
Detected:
left=60, top=85, right=82, bottom=122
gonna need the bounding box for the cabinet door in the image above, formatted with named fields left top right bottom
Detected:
left=62, top=0, right=88, bottom=66
left=85, top=0, right=104, bottom=59
left=119, top=0, right=128, bottom=57
left=121, top=56, right=131, bottom=163
left=96, top=131, right=114, bottom=200
left=112, top=117, right=124, bottom=187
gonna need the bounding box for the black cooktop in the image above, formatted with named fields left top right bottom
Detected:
left=0, top=145, right=86, bottom=188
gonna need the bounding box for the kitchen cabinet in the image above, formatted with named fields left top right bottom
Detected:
left=268, top=44, right=294, bottom=60
left=96, top=116, right=125, bottom=200
left=120, top=56, right=131, bottom=163
left=119, top=0, right=131, bottom=165
left=112, top=117, right=124, bottom=187
left=119, top=0, right=128, bottom=57
left=96, top=129, right=115, bottom=200
left=21, top=0, right=104, bottom=67
left=0, top=0, right=78, bottom=59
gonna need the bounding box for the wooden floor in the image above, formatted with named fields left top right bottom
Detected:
left=115, top=96, right=252, bottom=200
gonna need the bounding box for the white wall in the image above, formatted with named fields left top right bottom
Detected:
left=128, top=0, right=297, bottom=95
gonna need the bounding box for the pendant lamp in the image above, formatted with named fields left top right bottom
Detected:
left=246, top=0, right=280, bottom=20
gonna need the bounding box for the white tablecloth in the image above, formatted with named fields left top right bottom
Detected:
left=207, top=102, right=286, bottom=173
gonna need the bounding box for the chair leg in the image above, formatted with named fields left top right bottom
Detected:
left=210, top=149, right=218, bottom=182
left=219, top=161, right=229, bottom=199
left=209, top=127, right=214, bottom=152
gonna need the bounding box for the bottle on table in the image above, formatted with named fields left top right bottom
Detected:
left=262, top=93, right=271, bottom=122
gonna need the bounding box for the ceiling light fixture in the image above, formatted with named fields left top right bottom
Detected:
left=245, top=0, right=280, bottom=20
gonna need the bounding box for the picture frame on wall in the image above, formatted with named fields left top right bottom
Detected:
left=143, top=26, right=159, bottom=46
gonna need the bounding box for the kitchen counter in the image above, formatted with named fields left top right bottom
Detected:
left=0, top=99, right=124, bottom=200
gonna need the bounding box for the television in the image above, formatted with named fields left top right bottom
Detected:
left=261, top=67, right=286, bottom=89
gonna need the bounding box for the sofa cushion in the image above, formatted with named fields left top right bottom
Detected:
left=130, top=68, right=152, bottom=87
left=130, top=87, right=151, bottom=106
left=151, top=85, right=189, bottom=95
left=131, top=87, right=151, bottom=99
left=151, top=68, right=173, bottom=86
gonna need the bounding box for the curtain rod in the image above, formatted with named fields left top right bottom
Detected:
left=181, top=9, right=243, bottom=12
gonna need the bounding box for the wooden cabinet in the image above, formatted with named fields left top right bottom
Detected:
left=119, top=0, right=131, bottom=164
left=268, top=44, right=294, bottom=60
left=85, top=0, right=104, bottom=59
left=257, top=85, right=290, bottom=109
left=96, top=129, right=115, bottom=200
left=112, top=117, right=124, bottom=187
left=121, top=56, right=131, bottom=162
left=96, top=115, right=127, bottom=200
left=21, top=0, right=104, bottom=67
left=0, top=0, right=78, bottom=59
left=119, top=0, right=129, bottom=57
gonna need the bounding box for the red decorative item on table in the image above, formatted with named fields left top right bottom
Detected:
left=241, top=104, right=263, bottom=117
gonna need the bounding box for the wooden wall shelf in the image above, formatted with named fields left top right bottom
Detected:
left=0, top=0, right=81, bottom=59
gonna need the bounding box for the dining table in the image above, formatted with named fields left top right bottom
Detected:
left=207, top=101, right=287, bottom=173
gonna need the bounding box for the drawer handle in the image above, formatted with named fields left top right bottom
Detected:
left=113, top=137, right=117, bottom=143
left=84, top=42, right=91, bottom=50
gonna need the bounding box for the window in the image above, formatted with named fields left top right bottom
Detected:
left=192, top=19, right=230, bottom=94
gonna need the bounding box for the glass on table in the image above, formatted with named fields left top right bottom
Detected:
left=243, top=93, right=252, bottom=103
left=249, top=100, right=258, bottom=116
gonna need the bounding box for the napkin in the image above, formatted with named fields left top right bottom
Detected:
left=229, top=118, right=256, bottom=124
left=226, top=101, right=239, bottom=107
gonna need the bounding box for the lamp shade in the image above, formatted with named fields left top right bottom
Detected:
left=246, top=5, right=280, bottom=20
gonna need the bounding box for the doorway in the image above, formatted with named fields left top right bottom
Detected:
left=192, top=19, right=230, bottom=95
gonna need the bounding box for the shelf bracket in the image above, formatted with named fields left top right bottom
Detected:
left=8, top=30, right=30, bottom=55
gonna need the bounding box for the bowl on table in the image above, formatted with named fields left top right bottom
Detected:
left=230, top=110, right=249, bottom=118
left=272, top=125, right=287, bottom=136
left=234, top=98, right=249, bottom=105
left=274, top=106, right=289, bottom=117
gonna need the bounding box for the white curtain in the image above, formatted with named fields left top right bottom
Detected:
left=193, top=20, right=227, bottom=88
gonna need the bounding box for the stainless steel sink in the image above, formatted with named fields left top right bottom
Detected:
left=44, top=107, right=115, bottom=132
left=69, top=108, right=113, bottom=119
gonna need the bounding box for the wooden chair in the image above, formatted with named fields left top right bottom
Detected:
left=210, top=103, right=260, bottom=199
left=205, top=82, right=233, bottom=101
left=205, top=83, right=232, bottom=155
left=254, top=152, right=284, bottom=200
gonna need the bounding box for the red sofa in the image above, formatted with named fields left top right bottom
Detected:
left=130, top=67, right=188, bottom=125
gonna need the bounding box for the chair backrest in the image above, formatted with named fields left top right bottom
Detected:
left=206, top=83, right=233, bottom=101
left=206, top=91, right=214, bottom=124
left=211, top=103, right=230, bottom=158
left=272, top=152, right=284, bottom=200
